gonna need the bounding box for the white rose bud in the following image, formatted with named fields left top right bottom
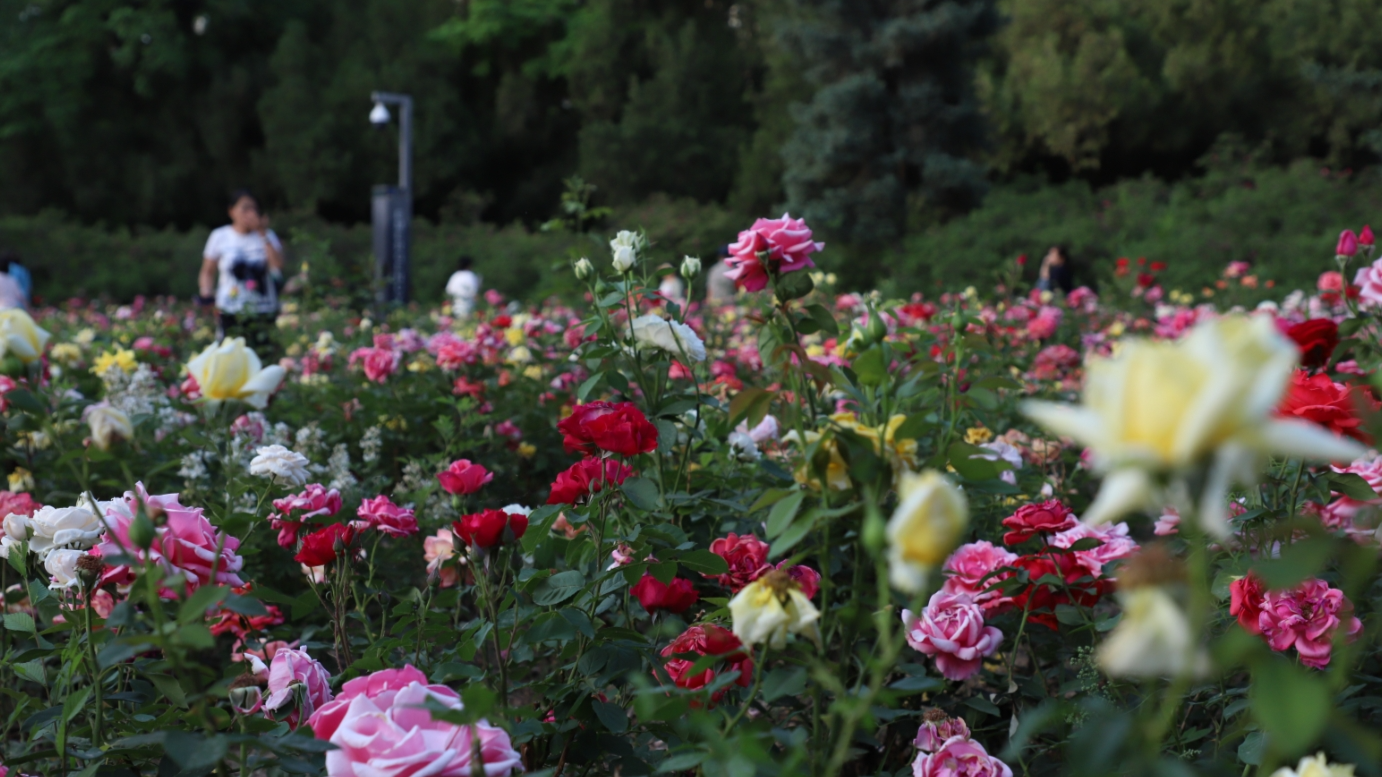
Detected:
left=612, top=245, right=637, bottom=273
left=574, top=257, right=594, bottom=280
left=680, top=255, right=701, bottom=280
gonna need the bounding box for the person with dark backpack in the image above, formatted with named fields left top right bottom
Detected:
left=197, top=189, right=284, bottom=349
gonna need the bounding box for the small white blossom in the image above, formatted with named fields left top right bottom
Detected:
left=249, top=445, right=311, bottom=486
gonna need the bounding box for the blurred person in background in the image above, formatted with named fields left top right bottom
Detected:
left=446, top=255, right=481, bottom=319
left=1036, top=245, right=1075, bottom=294
left=0, top=252, right=28, bottom=310
left=198, top=189, right=283, bottom=349
left=706, top=244, right=735, bottom=303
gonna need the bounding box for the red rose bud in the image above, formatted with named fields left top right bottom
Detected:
left=1016, top=254, right=1027, bottom=266
left=1282, top=318, right=1339, bottom=370
left=1149, top=261, right=1166, bottom=272
left=556, top=401, right=659, bottom=458
left=631, top=573, right=698, bottom=614
left=1337, top=229, right=1359, bottom=258
left=452, top=508, right=529, bottom=549
left=1001, top=500, right=1078, bottom=545
left=436, top=459, right=493, bottom=495
left=294, top=523, right=355, bottom=567
left=1361, top=225, right=1375, bottom=247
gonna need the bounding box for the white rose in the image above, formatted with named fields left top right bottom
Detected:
left=738, top=415, right=780, bottom=445
left=612, top=245, right=637, bottom=273
left=574, top=257, right=594, bottom=280
left=728, top=431, right=760, bottom=461
left=501, top=504, right=533, bottom=517
left=609, top=230, right=642, bottom=251
left=3, top=511, right=32, bottom=542
left=728, top=573, right=821, bottom=649
left=629, top=314, right=707, bottom=363
left=249, top=445, right=311, bottom=486
left=45, top=548, right=87, bottom=590
left=28, top=505, right=104, bottom=558
left=86, top=403, right=134, bottom=451
left=680, top=255, right=701, bottom=279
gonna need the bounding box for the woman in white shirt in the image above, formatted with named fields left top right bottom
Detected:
left=198, top=189, right=284, bottom=349
left=445, top=255, right=481, bottom=319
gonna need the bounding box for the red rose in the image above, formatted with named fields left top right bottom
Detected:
left=452, top=508, right=529, bottom=549
left=631, top=574, right=699, bottom=614
left=1229, top=573, right=1266, bottom=636
left=660, top=624, right=753, bottom=702
left=778, top=561, right=821, bottom=599
left=1283, top=319, right=1339, bottom=370
left=436, top=459, right=494, bottom=495
left=294, top=523, right=356, bottom=567
left=708, top=533, right=771, bottom=592
left=1008, top=552, right=1108, bottom=629
left=356, top=495, right=418, bottom=538
left=547, top=458, right=635, bottom=505
left=1277, top=370, right=1373, bottom=442
left=1001, top=500, right=1078, bottom=545
left=557, top=401, right=659, bottom=458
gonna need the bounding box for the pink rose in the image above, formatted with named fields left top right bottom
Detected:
left=1353, top=258, right=1382, bottom=307
left=1048, top=522, right=1139, bottom=578
left=914, top=713, right=971, bottom=753
left=269, top=484, right=342, bottom=549
left=424, top=529, right=462, bottom=588
left=95, top=484, right=244, bottom=594
left=355, top=495, right=418, bottom=538
left=778, top=561, right=821, bottom=599
left=263, top=647, right=334, bottom=729
left=436, top=459, right=493, bottom=495
left=1153, top=507, right=1181, bottom=536
left=902, top=592, right=1003, bottom=681
left=349, top=347, right=398, bottom=383
left=307, top=666, right=522, bottom=777
left=912, top=735, right=1013, bottom=777
left=1026, top=306, right=1062, bottom=340
left=725, top=214, right=823, bottom=292
left=708, top=533, right=771, bottom=592
left=1257, top=578, right=1362, bottom=669
left=941, top=541, right=1018, bottom=613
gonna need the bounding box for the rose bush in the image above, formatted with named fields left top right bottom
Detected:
left=0, top=220, right=1377, bottom=777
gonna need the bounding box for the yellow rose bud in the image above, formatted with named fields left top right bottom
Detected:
left=886, top=470, right=968, bottom=593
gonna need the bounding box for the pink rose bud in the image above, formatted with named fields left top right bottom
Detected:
left=1361, top=225, right=1375, bottom=247
left=1337, top=229, right=1359, bottom=258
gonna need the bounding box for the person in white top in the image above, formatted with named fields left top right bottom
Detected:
left=198, top=189, right=284, bottom=349
left=445, top=256, right=481, bottom=319
left=0, top=254, right=27, bottom=310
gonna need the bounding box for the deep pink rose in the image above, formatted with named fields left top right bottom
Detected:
left=356, top=495, right=418, bottom=538
left=1001, top=500, right=1078, bottom=545
left=778, top=561, right=821, bottom=599
left=1257, top=578, right=1362, bottom=669
left=912, top=735, right=1014, bottom=777
left=725, top=214, right=823, bottom=292
left=1047, top=522, right=1139, bottom=579
left=269, top=484, right=342, bottom=549
left=708, top=533, right=771, bottom=592
left=902, top=592, right=1003, bottom=681
left=263, top=647, right=334, bottom=730
left=941, top=541, right=1018, bottom=613
left=436, top=459, right=494, bottom=495
left=307, top=666, right=521, bottom=777
left=94, top=484, right=244, bottom=594
left=349, top=347, right=398, bottom=383
left=1026, top=306, right=1062, bottom=340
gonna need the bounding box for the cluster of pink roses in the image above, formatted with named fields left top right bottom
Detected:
left=910, top=712, right=1013, bottom=777
left=1230, top=573, right=1362, bottom=669
left=95, top=484, right=246, bottom=594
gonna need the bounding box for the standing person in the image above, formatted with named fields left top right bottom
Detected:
left=198, top=189, right=284, bottom=350
left=1036, top=245, right=1075, bottom=294
left=0, top=250, right=31, bottom=306
left=706, top=245, right=736, bottom=303
left=445, top=256, right=481, bottom=319
left=0, top=253, right=28, bottom=310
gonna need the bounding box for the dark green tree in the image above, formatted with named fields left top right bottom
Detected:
left=774, top=0, right=997, bottom=245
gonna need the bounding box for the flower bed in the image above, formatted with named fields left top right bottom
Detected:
left=0, top=218, right=1379, bottom=776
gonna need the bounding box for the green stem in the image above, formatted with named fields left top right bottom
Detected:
left=722, top=643, right=770, bottom=735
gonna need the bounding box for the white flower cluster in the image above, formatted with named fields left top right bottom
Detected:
left=2, top=498, right=106, bottom=590
left=327, top=443, right=358, bottom=491
left=361, top=426, right=384, bottom=464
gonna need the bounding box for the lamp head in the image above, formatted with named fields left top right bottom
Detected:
left=369, top=102, right=391, bottom=126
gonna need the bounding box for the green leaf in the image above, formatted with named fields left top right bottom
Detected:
left=177, top=585, right=229, bottom=624
left=805, top=303, right=840, bottom=337
left=5, top=389, right=46, bottom=417
left=164, top=731, right=226, bottom=770
left=62, top=686, right=92, bottom=723
left=728, top=388, right=774, bottom=427
left=891, top=414, right=932, bottom=441
left=773, top=270, right=814, bottom=301
left=964, top=695, right=1001, bottom=716
left=3, top=612, right=35, bottom=633
left=1252, top=536, right=1334, bottom=590
left=649, top=561, right=678, bottom=584
left=658, top=752, right=708, bottom=772
left=524, top=612, right=578, bottom=644
left=769, top=508, right=818, bottom=558
left=531, top=570, right=586, bottom=606
left=760, top=667, right=807, bottom=702
left=149, top=674, right=188, bottom=709
left=1327, top=472, right=1379, bottom=502
left=592, top=700, right=629, bottom=733
left=1237, top=731, right=1267, bottom=766
left=222, top=593, right=269, bottom=617
left=577, top=372, right=605, bottom=401
left=1250, top=657, right=1329, bottom=755
left=765, top=490, right=806, bottom=539
left=675, top=550, right=728, bottom=576
left=851, top=346, right=886, bottom=386
left=621, top=476, right=662, bottom=512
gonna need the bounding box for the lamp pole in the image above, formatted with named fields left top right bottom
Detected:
left=369, top=91, right=413, bottom=304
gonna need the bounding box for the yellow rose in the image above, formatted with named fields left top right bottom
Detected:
left=0, top=309, right=50, bottom=363
left=517, top=442, right=537, bottom=459
left=186, top=337, right=286, bottom=409
left=92, top=347, right=138, bottom=376
left=50, top=343, right=82, bottom=367
left=886, top=470, right=967, bottom=593
left=784, top=429, right=851, bottom=491
left=1025, top=315, right=1364, bottom=535
left=86, top=404, right=134, bottom=451
left=1096, top=587, right=1208, bottom=679
left=965, top=426, right=993, bottom=445
left=728, top=570, right=821, bottom=649
left=1269, top=753, right=1356, bottom=777
left=504, top=326, right=525, bottom=346
left=8, top=467, right=34, bottom=492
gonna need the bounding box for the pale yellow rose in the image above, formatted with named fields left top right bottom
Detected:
left=0, top=309, right=50, bottom=363
left=1025, top=315, right=1365, bottom=535
left=86, top=404, right=134, bottom=451
left=186, top=337, right=286, bottom=409
left=1269, top=753, right=1355, bottom=777
left=1096, top=587, right=1208, bottom=679
left=728, top=570, right=821, bottom=649
left=886, top=470, right=968, bottom=593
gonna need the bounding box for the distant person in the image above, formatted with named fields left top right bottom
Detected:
left=658, top=273, right=685, bottom=303
left=1036, top=245, right=1074, bottom=294
left=198, top=189, right=284, bottom=348
left=706, top=244, right=736, bottom=303
left=445, top=255, right=481, bottom=319
left=0, top=253, right=28, bottom=310
left=0, top=250, right=31, bottom=305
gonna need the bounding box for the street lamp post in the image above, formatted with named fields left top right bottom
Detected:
left=369, top=91, right=413, bottom=305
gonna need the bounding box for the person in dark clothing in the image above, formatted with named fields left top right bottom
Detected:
left=1036, top=245, right=1075, bottom=294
